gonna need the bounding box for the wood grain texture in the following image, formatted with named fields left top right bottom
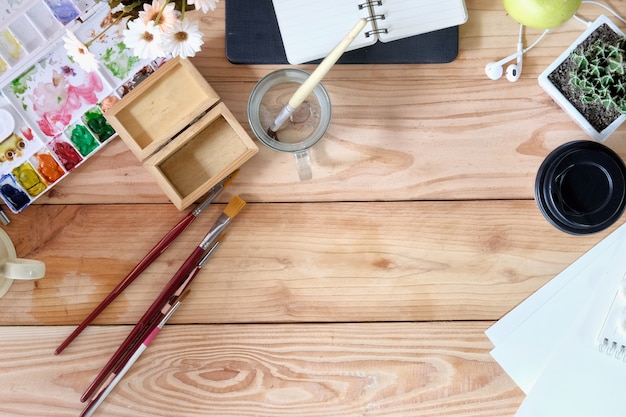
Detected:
left=2, top=1, right=626, bottom=416
left=27, top=1, right=626, bottom=205
left=0, top=323, right=523, bottom=417
left=0, top=201, right=620, bottom=327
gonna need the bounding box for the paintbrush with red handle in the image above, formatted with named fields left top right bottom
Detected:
left=80, top=289, right=193, bottom=417
left=55, top=170, right=239, bottom=355
left=80, top=196, right=246, bottom=403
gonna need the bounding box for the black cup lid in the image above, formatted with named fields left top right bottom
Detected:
left=535, top=140, right=626, bottom=235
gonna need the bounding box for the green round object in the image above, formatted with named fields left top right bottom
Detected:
left=502, top=0, right=582, bottom=29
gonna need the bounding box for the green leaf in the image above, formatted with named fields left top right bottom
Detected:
left=608, top=57, right=625, bottom=74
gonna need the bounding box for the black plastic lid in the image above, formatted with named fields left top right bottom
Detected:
left=535, top=140, right=626, bottom=235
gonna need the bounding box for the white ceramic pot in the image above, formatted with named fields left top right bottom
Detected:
left=538, top=15, right=626, bottom=142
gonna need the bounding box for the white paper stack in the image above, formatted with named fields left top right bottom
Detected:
left=486, top=222, right=626, bottom=416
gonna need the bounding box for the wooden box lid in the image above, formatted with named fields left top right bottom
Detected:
left=104, top=57, right=220, bottom=160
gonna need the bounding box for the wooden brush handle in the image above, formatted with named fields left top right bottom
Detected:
left=55, top=213, right=196, bottom=355
left=80, top=244, right=206, bottom=403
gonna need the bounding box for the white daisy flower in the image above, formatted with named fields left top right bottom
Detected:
left=139, top=0, right=178, bottom=31
left=123, top=19, right=166, bottom=59
left=187, top=0, right=219, bottom=14
left=62, top=30, right=99, bottom=72
left=163, top=18, right=204, bottom=59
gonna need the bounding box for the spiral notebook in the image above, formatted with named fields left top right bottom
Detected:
left=486, top=222, right=626, bottom=416
left=272, top=0, right=468, bottom=64
left=225, top=0, right=461, bottom=65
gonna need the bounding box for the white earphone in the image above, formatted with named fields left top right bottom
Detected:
left=485, top=25, right=550, bottom=82
left=485, top=41, right=524, bottom=82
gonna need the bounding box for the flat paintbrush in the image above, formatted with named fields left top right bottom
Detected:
left=55, top=170, right=239, bottom=355
left=84, top=237, right=221, bottom=417
left=80, top=196, right=246, bottom=403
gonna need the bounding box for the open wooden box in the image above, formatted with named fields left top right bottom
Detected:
left=104, top=57, right=258, bottom=210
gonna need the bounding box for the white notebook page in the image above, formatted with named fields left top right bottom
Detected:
left=376, top=0, right=468, bottom=43
left=272, top=1, right=373, bottom=64
left=272, top=0, right=468, bottom=64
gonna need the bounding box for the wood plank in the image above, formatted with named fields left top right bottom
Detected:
left=189, top=1, right=622, bottom=82
left=31, top=76, right=592, bottom=205
left=0, top=322, right=524, bottom=416
left=0, top=201, right=619, bottom=326
left=21, top=1, right=626, bottom=206
left=2, top=2, right=625, bottom=416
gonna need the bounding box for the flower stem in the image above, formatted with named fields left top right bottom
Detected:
left=155, top=0, right=168, bottom=25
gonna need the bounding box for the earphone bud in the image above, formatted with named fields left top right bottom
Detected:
left=485, top=40, right=524, bottom=82
left=485, top=51, right=521, bottom=80
left=505, top=41, right=524, bottom=82
left=485, top=26, right=551, bottom=82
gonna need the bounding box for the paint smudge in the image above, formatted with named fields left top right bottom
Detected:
left=34, top=152, right=65, bottom=183
left=0, top=174, right=30, bottom=212
left=30, top=70, right=104, bottom=137
left=43, top=0, right=79, bottom=25
left=66, top=123, right=98, bottom=156
left=12, top=162, right=46, bottom=196
left=0, top=133, right=26, bottom=163
left=0, top=29, right=22, bottom=61
left=20, top=127, right=33, bottom=141
left=50, top=138, right=82, bottom=171
left=82, top=106, right=114, bottom=141
left=101, top=42, right=141, bottom=80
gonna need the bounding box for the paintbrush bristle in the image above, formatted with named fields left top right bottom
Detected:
left=178, top=289, right=191, bottom=304
left=267, top=127, right=279, bottom=140
left=223, top=169, right=240, bottom=188
left=223, top=195, right=246, bottom=219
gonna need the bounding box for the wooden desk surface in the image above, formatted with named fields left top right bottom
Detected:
left=2, top=1, right=626, bottom=415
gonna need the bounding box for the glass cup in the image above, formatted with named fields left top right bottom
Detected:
left=248, top=69, right=332, bottom=181
left=0, top=228, right=45, bottom=298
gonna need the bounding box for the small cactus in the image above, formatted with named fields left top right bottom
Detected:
left=569, top=37, right=626, bottom=113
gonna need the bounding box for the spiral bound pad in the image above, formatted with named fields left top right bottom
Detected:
left=269, top=0, right=468, bottom=64
left=598, top=273, right=626, bottom=359
left=225, top=0, right=461, bottom=65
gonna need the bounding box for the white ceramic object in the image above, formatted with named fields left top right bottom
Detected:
left=0, top=108, right=15, bottom=140
left=538, top=15, right=626, bottom=142
left=0, top=228, right=45, bottom=298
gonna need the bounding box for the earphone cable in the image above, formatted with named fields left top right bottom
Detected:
left=521, top=24, right=551, bottom=55
left=577, top=0, right=626, bottom=25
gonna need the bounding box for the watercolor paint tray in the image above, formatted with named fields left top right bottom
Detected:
left=0, top=0, right=163, bottom=215
left=0, top=0, right=99, bottom=87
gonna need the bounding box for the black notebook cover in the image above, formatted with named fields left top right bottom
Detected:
left=225, top=0, right=459, bottom=65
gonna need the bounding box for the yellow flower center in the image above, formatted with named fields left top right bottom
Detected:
left=142, top=31, right=154, bottom=42
left=174, top=31, right=188, bottom=42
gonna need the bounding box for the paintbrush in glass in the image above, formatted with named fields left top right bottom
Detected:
left=266, top=18, right=366, bottom=139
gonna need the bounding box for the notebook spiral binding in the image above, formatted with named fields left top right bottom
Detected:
left=357, top=1, right=388, bottom=38
left=597, top=273, right=626, bottom=362
left=599, top=338, right=626, bottom=360
left=366, top=14, right=386, bottom=21
left=357, top=0, right=382, bottom=9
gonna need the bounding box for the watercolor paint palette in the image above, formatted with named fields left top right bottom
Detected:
left=0, top=0, right=99, bottom=86
left=0, top=0, right=163, bottom=214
